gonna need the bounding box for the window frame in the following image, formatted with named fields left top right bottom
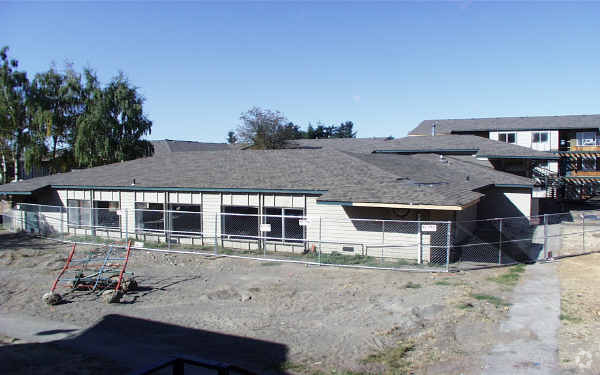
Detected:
left=498, top=132, right=516, bottom=144
left=94, top=200, right=121, bottom=230
left=532, top=132, right=549, bottom=143
left=167, top=203, right=202, bottom=237
left=221, top=205, right=259, bottom=240
left=263, top=207, right=305, bottom=243
left=67, top=199, right=91, bottom=228
left=576, top=132, right=599, bottom=146
left=135, top=202, right=165, bottom=234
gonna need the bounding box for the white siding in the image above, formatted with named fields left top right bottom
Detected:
left=490, top=130, right=559, bottom=152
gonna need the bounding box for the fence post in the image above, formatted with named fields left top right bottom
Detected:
left=318, top=217, right=322, bottom=265
left=381, top=220, right=385, bottom=263
left=37, top=205, right=41, bottom=235
left=543, top=214, right=548, bottom=259
left=214, top=213, right=218, bottom=256
left=417, top=216, right=422, bottom=264
left=582, top=214, right=585, bottom=254
left=124, top=208, right=129, bottom=244
left=446, top=221, right=451, bottom=272
left=498, top=218, right=503, bottom=265
left=61, top=206, right=64, bottom=240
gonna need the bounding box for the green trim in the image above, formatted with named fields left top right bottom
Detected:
left=373, top=149, right=479, bottom=155
left=563, top=176, right=600, bottom=180
left=51, top=185, right=327, bottom=194
left=452, top=127, right=600, bottom=133
left=316, top=200, right=354, bottom=206
left=0, top=191, right=33, bottom=195
left=477, top=154, right=559, bottom=160
left=558, top=151, right=600, bottom=155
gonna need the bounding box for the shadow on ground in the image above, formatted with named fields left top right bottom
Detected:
left=0, top=231, right=59, bottom=251
left=0, top=314, right=288, bottom=375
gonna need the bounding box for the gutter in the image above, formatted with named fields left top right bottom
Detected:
left=50, top=185, right=328, bottom=195
left=373, top=149, right=479, bottom=155
left=316, top=198, right=481, bottom=211
left=477, top=154, right=559, bottom=160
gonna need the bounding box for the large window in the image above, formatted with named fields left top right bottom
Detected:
left=168, top=204, right=202, bottom=236
left=498, top=132, right=516, bottom=144
left=68, top=199, right=91, bottom=228
left=135, top=202, right=164, bottom=233
left=577, top=132, right=599, bottom=146
left=221, top=206, right=258, bottom=239
left=263, top=207, right=304, bottom=242
left=580, top=157, right=597, bottom=171
left=532, top=132, right=548, bottom=143
left=94, top=201, right=120, bottom=229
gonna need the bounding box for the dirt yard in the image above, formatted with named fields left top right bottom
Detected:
left=0, top=232, right=524, bottom=374
left=558, top=253, right=600, bottom=374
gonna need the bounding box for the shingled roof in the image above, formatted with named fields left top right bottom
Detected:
left=0, top=148, right=532, bottom=208
left=151, top=140, right=239, bottom=156
left=409, top=114, right=600, bottom=135
left=286, top=135, right=556, bottom=159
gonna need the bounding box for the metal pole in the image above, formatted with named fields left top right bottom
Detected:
left=582, top=214, right=585, bottom=254
left=38, top=204, right=41, bottom=235
left=381, top=220, right=385, bottom=263
left=124, top=208, right=129, bottom=244
left=318, top=217, right=322, bottom=265
left=543, top=214, right=548, bottom=259
left=214, top=213, right=218, bottom=256
left=498, top=218, right=503, bottom=265
left=446, top=221, right=452, bottom=272
left=417, top=215, right=422, bottom=264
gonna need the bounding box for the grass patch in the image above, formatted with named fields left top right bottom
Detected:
left=434, top=280, right=451, bottom=286
left=404, top=281, right=422, bottom=289
left=361, top=341, right=415, bottom=374
left=471, top=293, right=511, bottom=307
left=488, top=264, right=526, bottom=286
left=559, top=313, right=582, bottom=323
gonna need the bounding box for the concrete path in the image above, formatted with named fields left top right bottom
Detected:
left=0, top=311, right=81, bottom=343
left=482, top=262, right=561, bottom=374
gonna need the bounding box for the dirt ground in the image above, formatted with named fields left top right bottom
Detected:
left=0, top=232, right=523, bottom=374
left=558, top=253, right=600, bottom=374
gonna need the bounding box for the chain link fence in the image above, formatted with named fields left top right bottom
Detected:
left=3, top=203, right=599, bottom=272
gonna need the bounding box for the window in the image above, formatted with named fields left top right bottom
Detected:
left=582, top=157, right=596, bottom=171
left=263, top=207, right=304, bottom=242
left=577, top=132, right=599, bottom=146
left=94, top=201, right=120, bottom=229
left=168, top=204, right=202, bottom=236
left=135, top=202, right=164, bottom=233
left=532, top=132, right=548, bottom=143
left=222, top=206, right=258, bottom=239
left=67, top=199, right=91, bottom=227
left=498, top=132, right=516, bottom=144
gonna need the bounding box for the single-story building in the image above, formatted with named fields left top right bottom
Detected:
left=0, top=136, right=554, bottom=264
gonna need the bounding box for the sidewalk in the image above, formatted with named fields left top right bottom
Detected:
left=482, top=262, right=561, bottom=374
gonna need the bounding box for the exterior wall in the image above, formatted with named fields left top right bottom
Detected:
left=12, top=188, right=466, bottom=263
left=477, top=187, right=532, bottom=219
left=489, top=130, right=559, bottom=152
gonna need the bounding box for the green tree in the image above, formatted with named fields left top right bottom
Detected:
left=0, top=46, right=30, bottom=182
left=75, top=71, right=153, bottom=167
left=334, top=121, right=356, bottom=138
left=227, top=130, right=237, bottom=144
left=236, top=107, right=291, bottom=149
left=28, top=64, right=82, bottom=173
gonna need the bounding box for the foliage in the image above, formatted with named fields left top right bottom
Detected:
left=75, top=71, right=153, bottom=168
left=470, top=293, right=511, bottom=307
left=234, top=107, right=358, bottom=149
left=0, top=46, right=153, bottom=182
left=226, top=130, right=237, bottom=144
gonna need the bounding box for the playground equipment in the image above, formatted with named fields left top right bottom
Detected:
left=43, top=241, right=136, bottom=305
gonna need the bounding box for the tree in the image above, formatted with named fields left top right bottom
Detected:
left=236, top=107, right=291, bottom=149
left=334, top=121, right=356, bottom=138
left=227, top=131, right=237, bottom=144
left=28, top=64, right=82, bottom=173
left=0, top=46, right=30, bottom=181
left=74, top=71, right=153, bottom=168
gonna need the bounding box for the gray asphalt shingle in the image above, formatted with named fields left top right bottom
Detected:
left=409, top=114, right=600, bottom=135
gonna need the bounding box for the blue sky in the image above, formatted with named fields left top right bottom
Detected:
left=3, top=2, right=600, bottom=142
